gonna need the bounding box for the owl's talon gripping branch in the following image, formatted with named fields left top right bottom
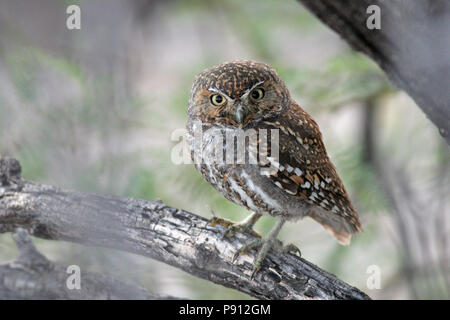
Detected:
left=232, top=218, right=293, bottom=277
left=232, top=238, right=262, bottom=262
left=226, top=212, right=262, bottom=238
left=281, top=243, right=301, bottom=257
left=252, top=218, right=285, bottom=273
left=209, top=212, right=262, bottom=238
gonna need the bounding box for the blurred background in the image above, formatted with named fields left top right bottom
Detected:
left=0, top=0, right=448, bottom=299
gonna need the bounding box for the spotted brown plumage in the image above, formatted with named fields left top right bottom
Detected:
left=187, top=60, right=362, bottom=272
left=258, top=101, right=361, bottom=243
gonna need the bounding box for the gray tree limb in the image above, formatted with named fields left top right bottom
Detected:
left=299, top=0, right=450, bottom=145
left=0, top=228, right=172, bottom=299
left=0, top=157, right=370, bottom=300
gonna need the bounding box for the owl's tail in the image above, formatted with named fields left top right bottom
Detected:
left=308, top=207, right=362, bottom=245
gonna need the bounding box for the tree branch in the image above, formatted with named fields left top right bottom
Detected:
left=299, top=0, right=450, bottom=145
left=0, top=228, right=173, bottom=299
left=0, top=157, right=370, bottom=300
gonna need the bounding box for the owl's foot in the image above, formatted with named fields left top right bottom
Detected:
left=224, top=222, right=261, bottom=239
left=234, top=239, right=300, bottom=257
left=208, top=212, right=262, bottom=238
left=236, top=237, right=274, bottom=278
left=280, top=243, right=301, bottom=257
left=232, top=219, right=297, bottom=278
left=224, top=213, right=262, bottom=238
left=208, top=216, right=236, bottom=229
left=233, top=238, right=301, bottom=277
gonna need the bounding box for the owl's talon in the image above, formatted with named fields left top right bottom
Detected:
left=210, top=214, right=262, bottom=239
left=250, top=265, right=261, bottom=280
left=233, top=219, right=289, bottom=278
left=270, top=240, right=301, bottom=256
left=208, top=206, right=216, bottom=218
left=232, top=238, right=262, bottom=262
left=224, top=212, right=263, bottom=238
left=223, top=223, right=239, bottom=238
left=232, top=238, right=272, bottom=276
left=282, top=243, right=301, bottom=257
left=226, top=222, right=260, bottom=238
left=208, top=216, right=233, bottom=228
left=253, top=239, right=275, bottom=273
left=207, top=216, right=256, bottom=238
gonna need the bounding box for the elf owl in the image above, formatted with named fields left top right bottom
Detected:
left=187, top=60, right=362, bottom=273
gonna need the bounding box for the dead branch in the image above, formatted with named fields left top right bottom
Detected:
left=299, top=0, right=450, bottom=145
left=0, top=157, right=370, bottom=300
left=0, top=228, right=174, bottom=299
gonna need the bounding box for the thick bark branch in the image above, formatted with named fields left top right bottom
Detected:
left=0, top=228, right=171, bottom=299
left=299, top=0, right=450, bottom=145
left=0, top=157, right=370, bottom=300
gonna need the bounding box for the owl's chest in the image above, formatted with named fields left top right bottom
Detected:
left=193, top=146, right=284, bottom=216
left=187, top=123, right=310, bottom=217
left=200, top=161, right=284, bottom=216
left=189, top=129, right=249, bottom=204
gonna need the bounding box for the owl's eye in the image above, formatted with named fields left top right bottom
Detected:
left=250, top=88, right=265, bottom=101
left=210, top=94, right=226, bottom=106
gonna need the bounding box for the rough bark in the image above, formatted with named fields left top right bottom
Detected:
left=299, top=0, right=450, bottom=145
left=0, top=157, right=370, bottom=300
left=0, top=228, right=171, bottom=299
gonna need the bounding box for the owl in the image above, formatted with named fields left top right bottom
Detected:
left=187, top=60, right=362, bottom=273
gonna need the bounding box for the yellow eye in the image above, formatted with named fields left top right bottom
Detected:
left=250, top=88, right=265, bottom=100
left=210, top=94, right=226, bottom=106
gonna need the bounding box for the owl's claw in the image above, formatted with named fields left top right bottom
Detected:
left=208, top=214, right=262, bottom=239
left=231, top=237, right=271, bottom=276
left=280, top=243, right=301, bottom=257
left=232, top=219, right=301, bottom=278
left=224, top=221, right=261, bottom=239
left=234, top=239, right=301, bottom=278
left=224, top=212, right=263, bottom=238
left=233, top=238, right=273, bottom=278
left=232, top=238, right=263, bottom=262
left=208, top=216, right=234, bottom=228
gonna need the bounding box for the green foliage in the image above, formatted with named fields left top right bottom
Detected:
left=126, top=168, right=156, bottom=200
left=279, top=51, right=391, bottom=113
left=334, top=144, right=389, bottom=213
left=17, top=148, right=48, bottom=181
left=5, top=49, right=39, bottom=102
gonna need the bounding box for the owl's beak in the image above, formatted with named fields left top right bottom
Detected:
left=235, top=105, right=245, bottom=125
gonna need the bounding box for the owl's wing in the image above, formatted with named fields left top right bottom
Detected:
left=260, top=101, right=362, bottom=244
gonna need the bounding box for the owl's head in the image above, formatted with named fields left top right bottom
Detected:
left=188, top=60, right=290, bottom=127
